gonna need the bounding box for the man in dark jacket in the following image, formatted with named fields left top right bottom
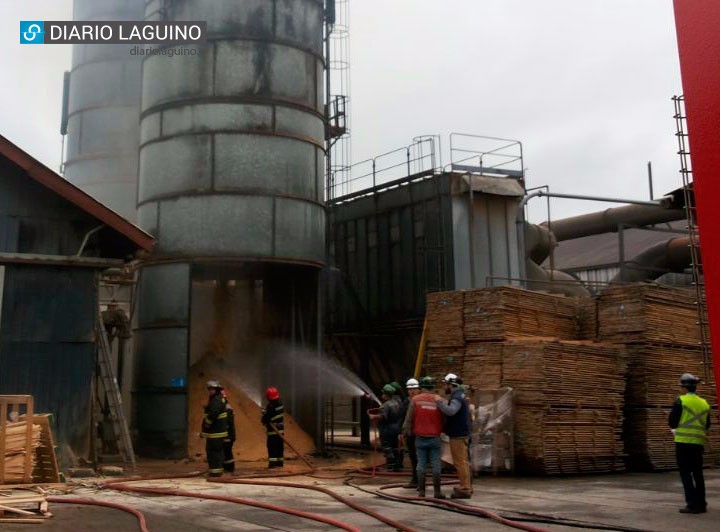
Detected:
left=220, top=387, right=236, bottom=473
left=371, top=384, right=404, bottom=471
left=669, top=373, right=711, bottom=514
left=202, top=380, right=229, bottom=477
left=438, top=373, right=473, bottom=499
left=261, top=387, right=284, bottom=468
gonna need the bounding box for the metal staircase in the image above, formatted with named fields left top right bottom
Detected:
left=673, top=95, right=712, bottom=382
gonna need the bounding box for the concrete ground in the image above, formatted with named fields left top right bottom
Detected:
left=4, top=468, right=718, bottom=531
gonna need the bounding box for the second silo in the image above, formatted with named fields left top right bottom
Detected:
left=134, top=0, right=326, bottom=456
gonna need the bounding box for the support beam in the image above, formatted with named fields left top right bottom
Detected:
left=674, top=0, right=720, bottom=416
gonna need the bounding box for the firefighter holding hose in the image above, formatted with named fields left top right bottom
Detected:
left=201, top=380, right=229, bottom=477
left=262, top=387, right=285, bottom=468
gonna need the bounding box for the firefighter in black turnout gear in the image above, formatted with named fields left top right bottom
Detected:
left=220, top=387, right=236, bottom=473
left=201, top=380, right=229, bottom=477
left=262, top=387, right=284, bottom=468
left=370, top=384, right=404, bottom=471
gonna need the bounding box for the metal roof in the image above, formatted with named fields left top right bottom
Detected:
left=0, top=134, right=154, bottom=252
left=545, top=221, right=688, bottom=271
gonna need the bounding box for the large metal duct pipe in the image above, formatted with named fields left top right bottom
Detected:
left=64, top=0, right=145, bottom=221
left=134, top=0, right=326, bottom=457
left=610, top=236, right=693, bottom=283
left=541, top=204, right=685, bottom=242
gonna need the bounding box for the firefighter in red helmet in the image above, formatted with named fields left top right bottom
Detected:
left=261, top=387, right=284, bottom=468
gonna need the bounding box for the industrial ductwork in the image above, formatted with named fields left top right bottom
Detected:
left=610, top=236, right=694, bottom=283
left=523, top=222, right=590, bottom=297
left=541, top=204, right=685, bottom=242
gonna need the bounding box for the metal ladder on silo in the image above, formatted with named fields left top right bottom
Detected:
left=673, top=95, right=711, bottom=383
left=95, top=308, right=136, bottom=467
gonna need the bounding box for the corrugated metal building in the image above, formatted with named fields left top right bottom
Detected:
left=0, top=135, right=153, bottom=462
left=545, top=221, right=691, bottom=290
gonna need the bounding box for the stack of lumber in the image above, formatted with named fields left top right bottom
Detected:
left=576, top=297, right=597, bottom=340
left=426, top=291, right=465, bottom=347
left=463, top=342, right=503, bottom=389
left=597, top=285, right=700, bottom=346
left=0, top=489, right=51, bottom=524
left=502, top=340, right=626, bottom=474
left=1, top=422, right=41, bottom=484
left=622, top=343, right=719, bottom=470
left=463, top=287, right=579, bottom=341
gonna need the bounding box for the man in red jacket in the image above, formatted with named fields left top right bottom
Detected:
left=402, top=376, right=445, bottom=499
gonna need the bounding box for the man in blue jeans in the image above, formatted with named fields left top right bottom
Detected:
left=402, top=376, right=445, bottom=498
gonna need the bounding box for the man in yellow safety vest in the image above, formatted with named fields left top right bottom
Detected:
left=668, top=373, right=711, bottom=514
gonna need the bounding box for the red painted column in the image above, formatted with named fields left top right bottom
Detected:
left=673, top=1, right=720, bottom=415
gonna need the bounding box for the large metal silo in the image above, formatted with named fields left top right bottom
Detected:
left=63, top=0, right=145, bottom=221
left=134, top=0, right=326, bottom=456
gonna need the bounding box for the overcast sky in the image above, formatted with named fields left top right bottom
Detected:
left=1, top=1, right=683, bottom=222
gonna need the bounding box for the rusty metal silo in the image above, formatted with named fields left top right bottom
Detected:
left=134, top=0, right=326, bottom=456
left=63, top=0, right=145, bottom=221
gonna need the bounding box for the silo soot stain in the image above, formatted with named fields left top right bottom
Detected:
left=253, top=42, right=271, bottom=96
left=284, top=15, right=296, bottom=38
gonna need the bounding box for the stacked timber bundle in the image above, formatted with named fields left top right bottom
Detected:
left=576, top=297, right=597, bottom=340
left=1, top=421, right=41, bottom=484
left=426, top=291, right=465, bottom=347
left=463, top=342, right=503, bottom=389
left=502, top=340, right=626, bottom=474
left=623, top=344, right=719, bottom=470
left=426, top=291, right=466, bottom=384
left=597, top=285, right=700, bottom=346
left=463, top=287, right=579, bottom=341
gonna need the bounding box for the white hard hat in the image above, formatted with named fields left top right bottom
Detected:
left=207, top=380, right=222, bottom=389
left=443, top=373, right=459, bottom=386
left=406, top=378, right=419, bottom=389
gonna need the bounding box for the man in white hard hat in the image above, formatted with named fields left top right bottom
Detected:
left=400, top=378, right=421, bottom=488
left=668, top=373, right=711, bottom=513
left=437, top=373, right=473, bottom=499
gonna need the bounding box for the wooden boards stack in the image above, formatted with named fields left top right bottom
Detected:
left=426, top=291, right=465, bottom=347
left=596, top=285, right=718, bottom=471
left=1, top=422, right=41, bottom=484
left=0, top=489, right=52, bottom=524
left=598, top=285, right=700, bottom=346
left=463, top=287, right=579, bottom=341
left=503, top=340, right=626, bottom=474
left=623, top=344, right=719, bottom=470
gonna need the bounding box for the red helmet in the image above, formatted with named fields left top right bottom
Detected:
left=266, top=387, right=280, bottom=401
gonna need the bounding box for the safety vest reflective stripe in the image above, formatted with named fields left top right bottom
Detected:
left=269, top=457, right=284, bottom=462
left=272, top=414, right=283, bottom=420
left=217, top=412, right=228, bottom=419
left=202, top=432, right=229, bottom=439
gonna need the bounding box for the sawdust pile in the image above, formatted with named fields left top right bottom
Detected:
left=188, top=355, right=316, bottom=463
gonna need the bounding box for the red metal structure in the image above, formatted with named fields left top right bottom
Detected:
left=673, top=1, right=720, bottom=415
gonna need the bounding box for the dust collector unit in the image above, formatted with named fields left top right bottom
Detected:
left=63, top=0, right=145, bottom=221
left=137, top=0, right=326, bottom=263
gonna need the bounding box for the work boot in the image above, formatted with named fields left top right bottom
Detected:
left=432, top=475, right=446, bottom=500
left=417, top=475, right=426, bottom=498
left=403, top=474, right=418, bottom=489
left=451, top=489, right=472, bottom=500
left=679, top=507, right=703, bottom=514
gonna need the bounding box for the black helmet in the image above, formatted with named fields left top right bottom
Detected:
left=679, top=373, right=700, bottom=387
